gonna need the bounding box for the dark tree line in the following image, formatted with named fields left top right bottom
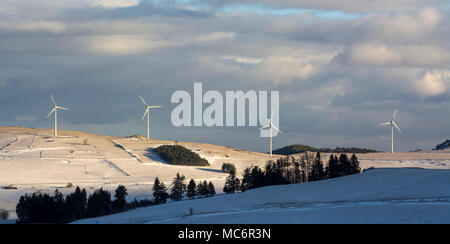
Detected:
left=16, top=186, right=129, bottom=224
left=224, top=153, right=361, bottom=193
left=272, top=144, right=377, bottom=155
left=15, top=171, right=218, bottom=223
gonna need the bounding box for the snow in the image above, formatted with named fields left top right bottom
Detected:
left=1, top=127, right=450, bottom=223
left=73, top=168, right=450, bottom=224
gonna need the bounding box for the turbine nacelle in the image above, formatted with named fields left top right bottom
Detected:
left=379, top=110, right=402, bottom=133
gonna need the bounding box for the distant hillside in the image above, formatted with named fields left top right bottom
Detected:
left=272, top=144, right=378, bottom=155
left=435, top=140, right=450, bottom=150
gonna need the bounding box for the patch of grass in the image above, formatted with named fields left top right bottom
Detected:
left=154, top=145, right=209, bottom=166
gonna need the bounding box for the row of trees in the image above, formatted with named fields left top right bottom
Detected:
left=16, top=186, right=128, bottom=224
left=272, top=144, right=377, bottom=155
left=16, top=172, right=217, bottom=224
left=223, top=153, right=361, bottom=193
left=152, top=173, right=216, bottom=204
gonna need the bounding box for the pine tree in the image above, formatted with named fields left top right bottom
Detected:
left=339, top=154, right=350, bottom=176
left=350, top=153, right=361, bottom=174
left=170, top=173, right=186, bottom=201
left=87, top=188, right=112, bottom=218
left=310, top=152, right=325, bottom=181
left=187, top=179, right=197, bottom=199
left=202, top=181, right=209, bottom=196
left=241, top=168, right=251, bottom=192
left=113, top=185, right=128, bottom=211
left=196, top=181, right=206, bottom=197
left=66, top=186, right=87, bottom=221
left=223, top=171, right=240, bottom=194
left=293, top=161, right=302, bottom=184
left=251, top=166, right=266, bottom=188
left=153, top=177, right=169, bottom=204
left=53, top=189, right=68, bottom=223
left=208, top=182, right=216, bottom=197
left=326, top=154, right=339, bottom=179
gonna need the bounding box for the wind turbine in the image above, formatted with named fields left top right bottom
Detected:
left=46, top=94, right=70, bottom=139
left=139, top=96, right=162, bottom=140
left=258, top=112, right=282, bottom=158
left=379, top=110, right=402, bottom=153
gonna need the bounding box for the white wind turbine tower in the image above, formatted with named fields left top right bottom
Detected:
left=258, top=112, right=282, bottom=158
left=46, top=94, right=70, bottom=139
left=379, top=110, right=402, bottom=153
left=140, top=96, right=162, bottom=140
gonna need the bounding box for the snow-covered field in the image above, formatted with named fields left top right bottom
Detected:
left=1, top=127, right=450, bottom=223
left=74, top=168, right=450, bottom=224
left=0, top=127, right=275, bottom=219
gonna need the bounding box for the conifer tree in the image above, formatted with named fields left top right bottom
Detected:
left=339, top=153, right=350, bottom=176
left=153, top=177, right=169, bottom=204
left=310, top=152, right=325, bottom=181
left=87, top=188, right=112, bottom=218
left=326, top=154, right=339, bottom=179
left=187, top=179, right=197, bottom=199
left=223, top=171, right=240, bottom=194
left=208, top=182, right=216, bottom=197
left=113, top=185, right=128, bottom=211
left=170, top=173, right=186, bottom=201
left=241, top=168, right=251, bottom=192
left=350, top=153, right=361, bottom=174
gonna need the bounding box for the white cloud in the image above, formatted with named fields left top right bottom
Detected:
left=85, top=35, right=162, bottom=55
left=344, top=43, right=449, bottom=67
left=253, top=48, right=337, bottom=84
left=92, top=0, right=140, bottom=8
left=415, top=69, right=450, bottom=97
left=366, top=8, right=443, bottom=41
left=347, top=43, right=401, bottom=66
left=196, top=32, right=235, bottom=42
left=221, top=56, right=263, bottom=64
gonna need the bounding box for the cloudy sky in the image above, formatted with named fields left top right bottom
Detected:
left=0, top=0, right=449, bottom=152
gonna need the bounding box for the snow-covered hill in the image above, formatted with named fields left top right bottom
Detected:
left=73, top=168, right=450, bottom=224
left=2, top=127, right=450, bottom=223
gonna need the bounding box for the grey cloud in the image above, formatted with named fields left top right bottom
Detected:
left=0, top=1, right=449, bottom=152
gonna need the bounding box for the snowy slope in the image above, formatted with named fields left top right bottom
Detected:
left=73, top=168, right=450, bottom=224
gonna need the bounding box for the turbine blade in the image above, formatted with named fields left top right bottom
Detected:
left=141, top=108, right=149, bottom=120
left=272, top=124, right=282, bottom=134
left=148, top=105, right=162, bottom=109
left=46, top=108, right=56, bottom=118
left=50, top=94, right=56, bottom=106
left=57, top=106, right=70, bottom=111
left=139, top=96, right=148, bottom=106
left=379, top=122, right=391, bottom=126
left=258, top=125, right=270, bottom=131
left=392, top=121, right=402, bottom=133
left=270, top=111, right=273, bottom=122
left=392, top=110, right=398, bottom=120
